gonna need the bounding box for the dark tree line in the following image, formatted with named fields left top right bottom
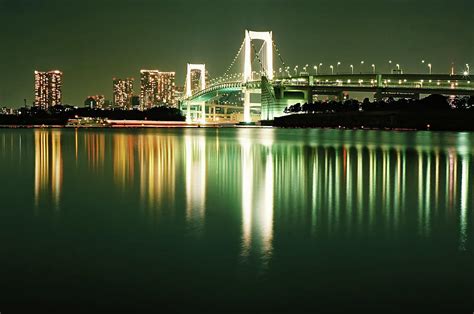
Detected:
left=0, top=106, right=185, bottom=125
left=284, top=95, right=474, bottom=114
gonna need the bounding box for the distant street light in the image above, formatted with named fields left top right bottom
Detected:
left=314, top=65, right=318, bottom=75
left=428, top=63, right=432, bottom=75
left=372, top=64, right=376, bottom=74
left=360, top=61, right=365, bottom=73
left=330, top=65, right=334, bottom=75
left=350, top=64, right=354, bottom=74
left=389, top=60, right=392, bottom=73
left=396, top=64, right=400, bottom=70
left=466, top=64, right=470, bottom=75
left=337, top=61, right=341, bottom=74
left=294, top=65, right=298, bottom=75
left=303, top=64, right=309, bottom=73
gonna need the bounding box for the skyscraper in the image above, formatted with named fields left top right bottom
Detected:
left=140, top=70, right=160, bottom=109
left=34, top=70, right=63, bottom=109
left=157, top=71, right=177, bottom=107
left=113, top=78, right=134, bottom=109
left=140, top=70, right=176, bottom=109
left=189, top=69, right=208, bottom=95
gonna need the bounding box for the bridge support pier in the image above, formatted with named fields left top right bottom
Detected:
left=375, top=90, right=383, bottom=102
left=186, top=101, right=191, bottom=123
left=200, top=102, right=206, bottom=123
left=243, top=89, right=251, bottom=123
left=337, top=91, right=345, bottom=102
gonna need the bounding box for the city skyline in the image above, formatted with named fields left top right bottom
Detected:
left=1, top=0, right=473, bottom=107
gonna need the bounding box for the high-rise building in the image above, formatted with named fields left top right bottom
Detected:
left=158, top=71, right=177, bottom=107
left=174, top=86, right=185, bottom=102
left=34, top=70, right=63, bottom=109
left=189, top=69, right=209, bottom=95
left=140, top=70, right=160, bottom=109
left=113, top=78, right=134, bottom=109
left=84, top=95, right=105, bottom=109
left=140, top=70, right=176, bottom=109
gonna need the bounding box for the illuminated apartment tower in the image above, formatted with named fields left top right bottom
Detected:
left=140, top=70, right=160, bottom=109
left=113, top=78, right=134, bottom=109
left=189, top=69, right=209, bottom=95
left=140, top=70, right=177, bottom=109
left=158, top=71, right=176, bottom=107
left=34, top=70, right=63, bottom=109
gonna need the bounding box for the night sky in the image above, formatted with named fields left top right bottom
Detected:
left=0, top=0, right=472, bottom=107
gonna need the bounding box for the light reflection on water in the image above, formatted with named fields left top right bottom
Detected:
left=34, top=130, right=62, bottom=210
left=19, top=128, right=474, bottom=258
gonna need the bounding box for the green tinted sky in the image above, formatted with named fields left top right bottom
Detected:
left=0, top=0, right=472, bottom=106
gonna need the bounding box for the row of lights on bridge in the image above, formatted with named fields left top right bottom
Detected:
left=209, top=62, right=470, bottom=84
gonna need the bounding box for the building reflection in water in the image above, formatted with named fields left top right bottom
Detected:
left=34, top=130, right=63, bottom=209
left=84, top=132, right=105, bottom=170
left=138, top=134, right=176, bottom=210
left=239, top=129, right=274, bottom=267
left=113, top=134, right=135, bottom=188
left=185, top=131, right=206, bottom=231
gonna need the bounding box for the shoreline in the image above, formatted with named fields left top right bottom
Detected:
left=272, top=110, right=474, bottom=132
left=0, top=123, right=473, bottom=133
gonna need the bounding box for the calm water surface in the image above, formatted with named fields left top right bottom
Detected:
left=0, top=128, right=473, bottom=312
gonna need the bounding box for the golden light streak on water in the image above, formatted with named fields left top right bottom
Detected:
left=51, top=131, right=62, bottom=209
left=185, top=133, right=206, bottom=232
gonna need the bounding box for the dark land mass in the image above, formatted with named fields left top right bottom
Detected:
left=272, top=94, right=474, bottom=131
left=0, top=106, right=185, bottom=126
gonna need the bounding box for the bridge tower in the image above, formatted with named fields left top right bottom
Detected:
left=185, top=63, right=206, bottom=123
left=243, top=30, right=274, bottom=123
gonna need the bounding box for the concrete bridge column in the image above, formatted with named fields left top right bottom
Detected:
left=337, top=91, right=345, bottom=102
left=186, top=101, right=191, bottom=123
left=200, top=102, right=206, bottom=123
left=306, top=87, right=313, bottom=103
left=243, top=88, right=251, bottom=123
left=374, top=89, right=383, bottom=101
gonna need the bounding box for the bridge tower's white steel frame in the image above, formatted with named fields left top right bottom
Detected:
left=243, top=30, right=273, bottom=123
left=185, top=63, right=206, bottom=123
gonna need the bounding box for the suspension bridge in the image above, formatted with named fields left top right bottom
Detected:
left=180, top=30, right=474, bottom=123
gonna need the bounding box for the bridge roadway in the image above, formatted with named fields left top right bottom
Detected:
left=186, top=73, right=473, bottom=102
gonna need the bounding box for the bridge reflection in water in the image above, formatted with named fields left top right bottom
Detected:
left=22, top=129, right=473, bottom=260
